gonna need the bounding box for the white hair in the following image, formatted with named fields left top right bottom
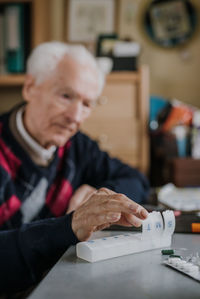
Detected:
left=26, top=41, right=105, bottom=96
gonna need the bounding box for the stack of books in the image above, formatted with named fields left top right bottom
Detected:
left=0, top=2, right=31, bottom=74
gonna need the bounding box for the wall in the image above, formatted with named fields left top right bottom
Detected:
left=1, top=0, right=200, bottom=112
left=0, top=87, right=22, bottom=112
left=118, top=0, right=200, bottom=107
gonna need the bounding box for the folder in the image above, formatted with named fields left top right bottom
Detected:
left=0, top=8, right=6, bottom=74
left=4, top=3, right=25, bottom=73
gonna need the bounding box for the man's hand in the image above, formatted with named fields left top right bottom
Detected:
left=67, top=184, right=96, bottom=214
left=72, top=188, right=148, bottom=241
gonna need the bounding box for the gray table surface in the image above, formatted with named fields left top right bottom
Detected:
left=28, top=232, right=200, bottom=299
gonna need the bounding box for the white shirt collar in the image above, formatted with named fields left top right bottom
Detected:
left=16, top=107, right=56, bottom=162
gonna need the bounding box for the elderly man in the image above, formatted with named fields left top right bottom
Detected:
left=0, top=41, right=149, bottom=293
left=0, top=41, right=149, bottom=230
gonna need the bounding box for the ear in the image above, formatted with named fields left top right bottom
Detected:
left=22, top=74, right=38, bottom=103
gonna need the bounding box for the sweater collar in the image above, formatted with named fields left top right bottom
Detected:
left=16, top=106, right=56, bottom=163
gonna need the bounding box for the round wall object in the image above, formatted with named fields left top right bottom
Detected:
left=143, top=0, right=198, bottom=48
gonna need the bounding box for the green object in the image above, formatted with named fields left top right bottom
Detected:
left=161, top=249, right=174, bottom=255
left=169, top=254, right=182, bottom=259
left=5, top=3, right=25, bottom=73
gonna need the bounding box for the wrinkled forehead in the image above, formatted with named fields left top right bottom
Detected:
left=55, top=55, right=100, bottom=100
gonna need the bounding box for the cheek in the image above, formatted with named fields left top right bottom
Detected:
left=44, top=103, right=63, bottom=122
left=82, top=109, right=92, bottom=121
left=33, top=106, right=55, bottom=131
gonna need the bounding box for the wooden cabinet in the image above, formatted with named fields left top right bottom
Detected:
left=81, top=66, right=149, bottom=174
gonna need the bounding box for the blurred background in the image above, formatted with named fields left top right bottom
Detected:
left=1, top=0, right=200, bottom=191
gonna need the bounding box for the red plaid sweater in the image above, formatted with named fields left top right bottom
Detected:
left=0, top=105, right=149, bottom=230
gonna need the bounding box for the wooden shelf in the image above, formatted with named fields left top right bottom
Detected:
left=0, top=0, right=50, bottom=89
left=106, top=71, right=139, bottom=83
left=0, top=0, right=32, bottom=3
left=0, top=74, right=25, bottom=86
left=0, top=72, right=139, bottom=87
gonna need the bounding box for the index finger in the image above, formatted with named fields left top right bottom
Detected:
left=106, top=193, right=148, bottom=220
left=87, top=192, right=148, bottom=220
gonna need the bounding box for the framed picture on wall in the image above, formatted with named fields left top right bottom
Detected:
left=117, top=0, right=139, bottom=37
left=150, top=1, right=191, bottom=41
left=68, top=0, right=115, bottom=42
left=144, top=0, right=197, bottom=48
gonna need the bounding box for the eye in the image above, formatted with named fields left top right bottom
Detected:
left=62, top=94, right=70, bottom=99
left=83, top=100, right=96, bottom=109
left=83, top=101, right=90, bottom=108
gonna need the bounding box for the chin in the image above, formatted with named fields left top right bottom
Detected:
left=53, top=133, right=73, bottom=147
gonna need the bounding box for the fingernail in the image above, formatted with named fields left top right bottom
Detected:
left=107, top=213, right=120, bottom=221
left=134, top=220, right=142, bottom=227
left=141, top=209, right=148, bottom=218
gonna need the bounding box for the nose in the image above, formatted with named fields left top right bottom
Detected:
left=66, top=100, right=83, bottom=123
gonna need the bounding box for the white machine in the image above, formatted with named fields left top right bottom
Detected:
left=76, top=210, right=175, bottom=262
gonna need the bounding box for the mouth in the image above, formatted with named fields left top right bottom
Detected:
left=55, top=123, right=76, bottom=132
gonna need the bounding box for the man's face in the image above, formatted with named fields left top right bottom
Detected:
left=23, top=56, right=99, bottom=148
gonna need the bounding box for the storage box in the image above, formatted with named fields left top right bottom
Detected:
left=112, top=56, right=137, bottom=71
left=168, top=158, right=200, bottom=187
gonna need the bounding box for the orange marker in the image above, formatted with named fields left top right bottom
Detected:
left=191, top=223, right=200, bottom=233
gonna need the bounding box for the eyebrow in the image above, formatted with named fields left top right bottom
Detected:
left=59, top=86, right=77, bottom=97
left=57, top=86, right=97, bottom=104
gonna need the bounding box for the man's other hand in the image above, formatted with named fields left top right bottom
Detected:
left=67, top=184, right=96, bottom=214
left=72, top=188, right=148, bottom=241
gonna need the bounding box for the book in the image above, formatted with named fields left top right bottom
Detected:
left=0, top=7, right=6, bottom=74
left=4, top=3, right=25, bottom=73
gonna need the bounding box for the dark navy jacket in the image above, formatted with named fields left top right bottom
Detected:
left=0, top=213, right=78, bottom=294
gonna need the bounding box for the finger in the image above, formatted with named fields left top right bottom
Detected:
left=108, top=193, right=148, bottom=220
left=95, top=223, right=111, bottom=231
left=96, top=194, right=146, bottom=218
left=82, top=192, right=130, bottom=208
left=114, top=195, right=148, bottom=220
left=123, top=213, right=142, bottom=227
left=130, top=205, right=148, bottom=220
left=75, top=227, right=93, bottom=241
left=76, top=193, right=148, bottom=221
left=114, top=215, right=133, bottom=227
left=76, top=212, right=121, bottom=229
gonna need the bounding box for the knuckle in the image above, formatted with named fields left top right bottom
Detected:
left=103, top=199, right=116, bottom=209
left=135, top=205, right=142, bottom=214
left=98, top=187, right=109, bottom=193
left=115, top=193, right=126, bottom=201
